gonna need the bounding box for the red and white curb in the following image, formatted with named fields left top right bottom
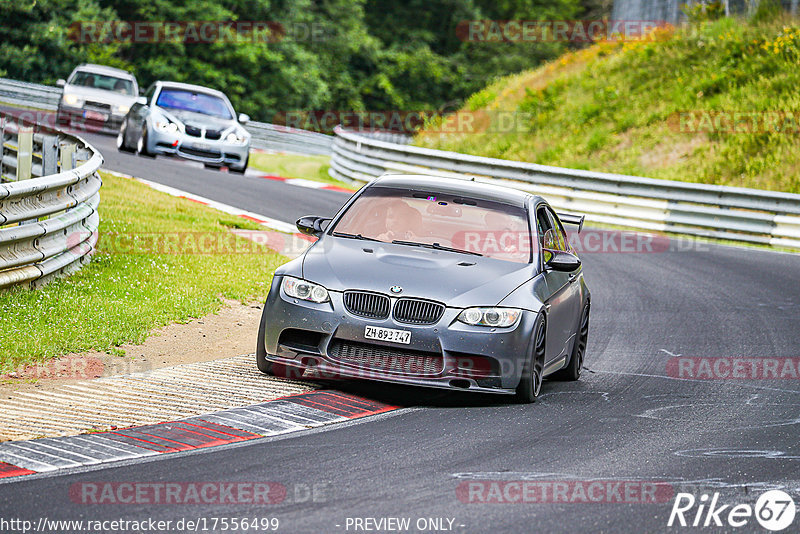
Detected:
left=253, top=172, right=356, bottom=193
left=130, top=176, right=298, bottom=234
left=0, top=391, right=397, bottom=480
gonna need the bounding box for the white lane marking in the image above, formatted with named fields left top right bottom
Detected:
left=591, top=369, right=800, bottom=395
left=17, top=441, right=103, bottom=465
left=0, top=449, right=60, bottom=472
left=285, top=178, right=325, bottom=189
left=234, top=406, right=308, bottom=431
left=199, top=413, right=286, bottom=435
left=71, top=435, right=160, bottom=457
left=659, top=349, right=682, bottom=358
left=102, top=170, right=297, bottom=233
left=133, top=176, right=298, bottom=233
left=2, top=443, right=83, bottom=468
left=35, top=438, right=137, bottom=463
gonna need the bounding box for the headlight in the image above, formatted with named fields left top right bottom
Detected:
left=155, top=119, right=179, bottom=132
left=63, top=94, right=81, bottom=106
left=116, top=105, right=130, bottom=114
left=225, top=131, right=247, bottom=144
left=458, top=307, right=521, bottom=327
left=282, top=276, right=330, bottom=303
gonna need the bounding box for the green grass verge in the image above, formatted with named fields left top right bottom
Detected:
left=249, top=152, right=353, bottom=189
left=0, top=172, right=286, bottom=372
left=415, top=14, right=800, bottom=194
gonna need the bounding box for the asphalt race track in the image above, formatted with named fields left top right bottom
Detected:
left=1, top=133, right=799, bottom=533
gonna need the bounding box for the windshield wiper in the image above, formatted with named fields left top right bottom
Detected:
left=332, top=232, right=381, bottom=242
left=391, top=240, right=483, bottom=257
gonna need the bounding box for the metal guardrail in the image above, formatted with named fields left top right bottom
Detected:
left=329, top=127, right=800, bottom=250
left=0, top=113, right=103, bottom=289
left=0, top=77, right=333, bottom=156
left=246, top=121, right=333, bottom=156
left=0, top=78, right=60, bottom=111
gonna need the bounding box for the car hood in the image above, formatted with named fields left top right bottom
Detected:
left=159, top=108, right=236, bottom=131
left=301, top=237, right=535, bottom=308
left=63, top=85, right=136, bottom=107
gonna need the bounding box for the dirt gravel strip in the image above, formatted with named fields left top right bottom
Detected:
left=0, top=354, right=319, bottom=442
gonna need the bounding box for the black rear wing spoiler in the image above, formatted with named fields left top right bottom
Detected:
left=557, top=212, right=585, bottom=233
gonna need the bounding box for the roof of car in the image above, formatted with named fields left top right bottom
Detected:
left=73, top=64, right=136, bottom=79
left=371, top=174, right=540, bottom=207
left=155, top=81, right=227, bottom=98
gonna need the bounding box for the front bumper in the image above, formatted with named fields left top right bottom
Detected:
left=146, top=128, right=249, bottom=169
left=262, top=277, right=538, bottom=395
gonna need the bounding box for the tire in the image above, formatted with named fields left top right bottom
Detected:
left=552, top=302, right=590, bottom=381
left=255, top=304, right=303, bottom=379
left=137, top=127, right=155, bottom=158
left=116, top=121, right=134, bottom=152
left=230, top=154, right=248, bottom=174
left=515, top=315, right=546, bottom=403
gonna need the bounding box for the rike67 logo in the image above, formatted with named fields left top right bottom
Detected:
left=668, top=490, right=796, bottom=531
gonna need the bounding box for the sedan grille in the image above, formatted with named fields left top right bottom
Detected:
left=205, top=129, right=222, bottom=140
left=328, top=339, right=444, bottom=376
left=84, top=101, right=111, bottom=112
left=344, top=291, right=390, bottom=319
left=178, top=146, right=221, bottom=159
left=393, top=298, right=445, bottom=325
left=185, top=125, right=202, bottom=137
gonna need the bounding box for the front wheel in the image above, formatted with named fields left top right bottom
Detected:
left=137, top=128, right=155, bottom=158
left=552, top=303, right=590, bottom=381
left=230, top=154, right=249, bottom=174
left=117, top=121, right=134, bottom=152
left=515, top=315, right=546, bottom=403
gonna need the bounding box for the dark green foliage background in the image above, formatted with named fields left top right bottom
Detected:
left=0, top=0, right=610, bottom=124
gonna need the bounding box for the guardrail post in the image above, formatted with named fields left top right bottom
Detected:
left=41, top=134, right=58, bottom=176
left=59, top=140, right=75, bottom=171
left=16, top=127, right=33, bottom=181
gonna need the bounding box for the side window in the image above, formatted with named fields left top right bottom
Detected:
left=536, top=207, right=555, bottom=262
left=144, top=84, right=156, bottom=104
left=546, top=208, right=569, bottom=252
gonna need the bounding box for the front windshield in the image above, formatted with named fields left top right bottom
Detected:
left=70, top=71, right=135, bottom=95
left=331, top=186, right=534, bottom=263
left=155, top=88, right=233, bottom=119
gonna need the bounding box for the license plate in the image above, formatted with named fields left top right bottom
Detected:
left=365, top=325, right=411, bottom=345
left=83, top=110, right=107, bottom=121
left=193, top=142, right=211, bottom=151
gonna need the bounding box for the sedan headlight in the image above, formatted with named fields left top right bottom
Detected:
left=282, top=276, right=330, bottom=303
left=63, top=94, right=81, bottom=106
left=458, top=307, right=521, bottom=327
left=155, top=118, right=179, bottom=133
left=116, top=105, right=130, bottom=114
left=225, top=131, right=248, bottom=144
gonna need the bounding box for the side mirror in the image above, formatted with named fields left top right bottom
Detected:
left=56, top=79, right=66, bottom=88
left=296, top=216, right=331, bottom=237
left=238, top=113, right=250, bottom=124
left=135, top=96, right=147, bottom=106
left=546, top=250, right=581, bottom=272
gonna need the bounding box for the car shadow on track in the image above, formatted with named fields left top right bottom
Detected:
left=307, top=378, right=571, bottom=409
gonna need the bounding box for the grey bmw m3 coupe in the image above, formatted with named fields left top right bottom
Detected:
left=256, top=175, right=590, bottom=402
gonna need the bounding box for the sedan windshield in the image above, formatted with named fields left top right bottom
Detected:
left=156, top=88, right=233, bottom=119
left=331, top=186, right=534, bottom=263
left=70, top=71, right=135, bottom=95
